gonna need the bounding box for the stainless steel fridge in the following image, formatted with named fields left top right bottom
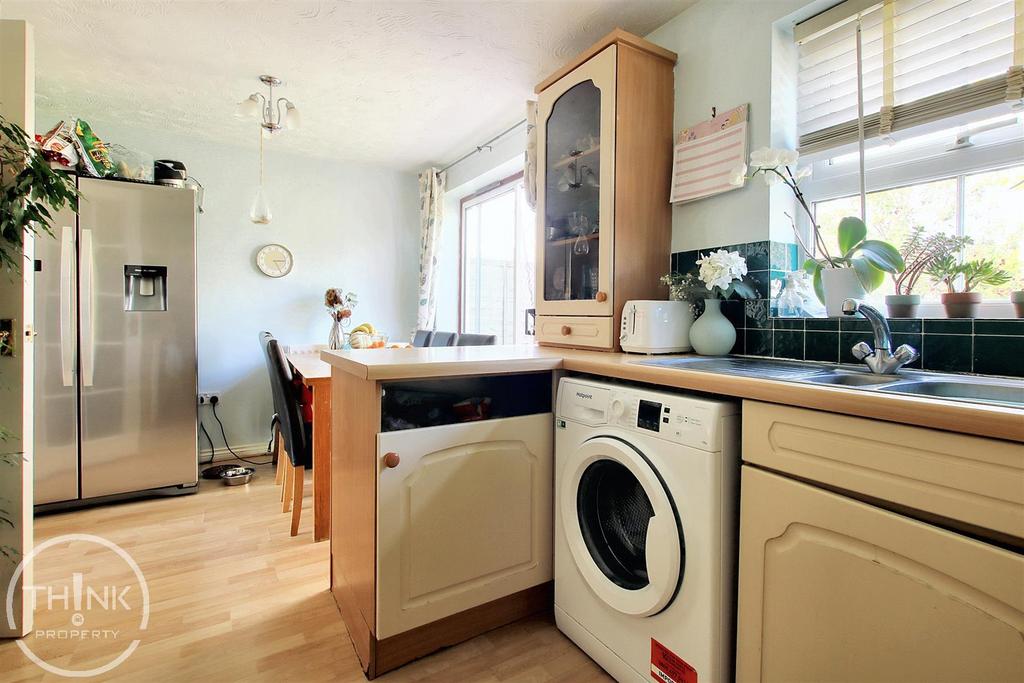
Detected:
left=34, top=177, right=198, bottom=507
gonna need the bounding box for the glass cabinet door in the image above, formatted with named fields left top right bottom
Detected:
left=543, top=80, right=602, bottom=302
left=536, top=45, right=615, bottom=316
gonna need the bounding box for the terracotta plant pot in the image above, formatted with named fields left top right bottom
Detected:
left=885, top=294, right=921, bottom=319
left=1011, top=291, right=1024, bottom=319
left=940, top=292, right=982, bottom=318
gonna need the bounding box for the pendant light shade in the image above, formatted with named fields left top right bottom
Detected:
left=236, top=94, right=260, bottom=118
left=284, top=101, right=301, bottom=130
left=249, top=125, right=271, bottom=224
left=250, top=186, right=271, bottom=224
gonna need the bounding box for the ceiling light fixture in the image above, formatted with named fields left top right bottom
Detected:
left=236, top=75, right=300, bottom=224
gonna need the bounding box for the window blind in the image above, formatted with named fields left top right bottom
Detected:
left=796, top=0, right=1023, bottom=155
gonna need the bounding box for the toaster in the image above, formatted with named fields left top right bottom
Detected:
left=619, top=300, right=693, bottom=354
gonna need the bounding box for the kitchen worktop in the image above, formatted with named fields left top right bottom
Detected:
left=320, top=345, right=1024, bottom=442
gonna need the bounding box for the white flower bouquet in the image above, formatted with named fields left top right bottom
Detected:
left=695, top=249, right=757, bottom=300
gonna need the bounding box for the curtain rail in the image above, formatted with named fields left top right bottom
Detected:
left=438, top=119, right=528, bottom=174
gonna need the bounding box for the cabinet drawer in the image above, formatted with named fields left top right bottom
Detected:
left=536, top=315, right=613, bottom=349
left=742, top=401, right=1024, bottom=541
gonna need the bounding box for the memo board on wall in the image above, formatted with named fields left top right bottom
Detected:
left=670, top=104, right=749, bottom=204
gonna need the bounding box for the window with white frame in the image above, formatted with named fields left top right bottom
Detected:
left=460, top=176, right=536, bottom=344
left=794, top=0, right=1024, bottom=304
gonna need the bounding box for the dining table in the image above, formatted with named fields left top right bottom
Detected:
left=285, top=349, right=332, bottom=542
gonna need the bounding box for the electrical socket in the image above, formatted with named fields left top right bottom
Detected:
left=198, top=393, right=220, bottom=406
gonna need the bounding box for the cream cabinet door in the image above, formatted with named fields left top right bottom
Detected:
left=376, top=413, right=553, bottom=639
left=737, top=466, right=1024, bottom=683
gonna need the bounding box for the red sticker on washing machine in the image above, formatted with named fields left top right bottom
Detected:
left=651, top=639, right=697, bottom=683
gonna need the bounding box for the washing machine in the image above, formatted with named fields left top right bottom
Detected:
left=554, top=377, right=740, bottom=683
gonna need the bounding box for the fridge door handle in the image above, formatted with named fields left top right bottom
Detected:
left=60, top=226, right=75, bottom=386
left=80, top=228, right=95, bottom=387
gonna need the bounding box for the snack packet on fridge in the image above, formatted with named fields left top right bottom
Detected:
left=38, top=120, right=79, bottom=168
left=73, top=118, right=114, bottom=177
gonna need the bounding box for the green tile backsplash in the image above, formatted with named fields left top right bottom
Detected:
left=671, top=241, right=1024, bottom=378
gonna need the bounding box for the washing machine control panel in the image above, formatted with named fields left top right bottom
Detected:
left=559, top=378, right=734, bottom=450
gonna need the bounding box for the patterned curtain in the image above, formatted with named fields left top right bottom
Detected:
left=524, top=100, right=538, bottom=210
left=416, top=168, right=446, bottom=330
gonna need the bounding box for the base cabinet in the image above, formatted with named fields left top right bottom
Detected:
left=736, top=466, right=1024, bottom=683
left=376, top=413, right=553, bottom=639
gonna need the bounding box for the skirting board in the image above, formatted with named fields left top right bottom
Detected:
left=366, top=582, right=554, bottom=678
left=200, top=442, right=273, bottom=464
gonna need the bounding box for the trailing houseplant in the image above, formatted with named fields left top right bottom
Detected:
left=926, top=255, right=1012, bottom=318
left=687, top=249, right=758, bottom=356
left=1, top=114, right=79, bottom=567
left=731, top=148, right=904, bottom=316
left=887, top=227, right=972, bottom=318
left=1, top=114, right=80, bottom=271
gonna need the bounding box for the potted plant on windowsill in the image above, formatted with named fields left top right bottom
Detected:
left=1011, top=285, right=1024, bottom=318
left=927, top=256, right=1011, bottom=318
left=887, top=227, right=972, bottom=318
left=731, top=148, right=904, bottom=316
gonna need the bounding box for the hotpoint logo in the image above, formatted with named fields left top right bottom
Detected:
left=5, top=533, right=150, bottom=677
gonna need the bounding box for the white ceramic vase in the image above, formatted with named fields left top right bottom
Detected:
left=689, top=299, right=736, bottom=356
left=821, top=268, right=865, bottom=317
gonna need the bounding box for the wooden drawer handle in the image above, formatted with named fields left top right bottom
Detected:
left=561, top=325, right=572, bottom=336
left=596, top=291, right=607, bottom=302
left=383, top=452, right=400, bottom=469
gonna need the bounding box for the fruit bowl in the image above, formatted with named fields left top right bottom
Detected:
left=350, top=332, right=389, bottom=349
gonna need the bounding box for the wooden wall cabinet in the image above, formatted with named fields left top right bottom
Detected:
left=737, top=402, right=1024, bottom=682
left=534, top=30, right=676, bottom=350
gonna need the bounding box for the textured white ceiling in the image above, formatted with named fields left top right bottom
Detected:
left=2, top=0, right=692, bottom=170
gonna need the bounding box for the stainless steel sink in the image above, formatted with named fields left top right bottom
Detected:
left=879, top=381, right=1024, bottom=406
left=638, top=356, right=831, bottom=380
left=633, top=355, right=1024, bottom=408
left=802, top=372, right=904, bottom=387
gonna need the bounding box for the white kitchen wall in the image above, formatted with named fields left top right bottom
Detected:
left=645, top=0, right=834, bottom=253
left=35, top=105, right=419, bottom=450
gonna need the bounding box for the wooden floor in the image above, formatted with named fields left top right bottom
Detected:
left=1, top=466, right=611, bottom=682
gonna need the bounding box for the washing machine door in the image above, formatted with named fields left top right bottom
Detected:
left=561, top=435, right=683, bottom=617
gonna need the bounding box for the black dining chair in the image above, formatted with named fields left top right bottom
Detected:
left=264, top=333, right=313, bottom=536
left=258, top=332, right=285, bottom=470
left=411, top=329, right=434, bottom=347
left=456, top=333, right=498, bottom=346
left=429, top=331, right=459, bottom=347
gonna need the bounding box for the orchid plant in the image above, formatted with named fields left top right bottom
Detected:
left=729, top=147, right=904, bottom=301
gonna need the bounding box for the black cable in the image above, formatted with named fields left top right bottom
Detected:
left=199, top=421, right=217, bottom=464
left=210, top=401, right=272, bottom=466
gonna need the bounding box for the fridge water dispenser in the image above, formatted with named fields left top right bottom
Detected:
left=124, top=265, right=168, bottom=311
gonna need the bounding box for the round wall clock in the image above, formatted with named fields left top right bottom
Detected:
left=256, top=243, right=293, bottom=278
